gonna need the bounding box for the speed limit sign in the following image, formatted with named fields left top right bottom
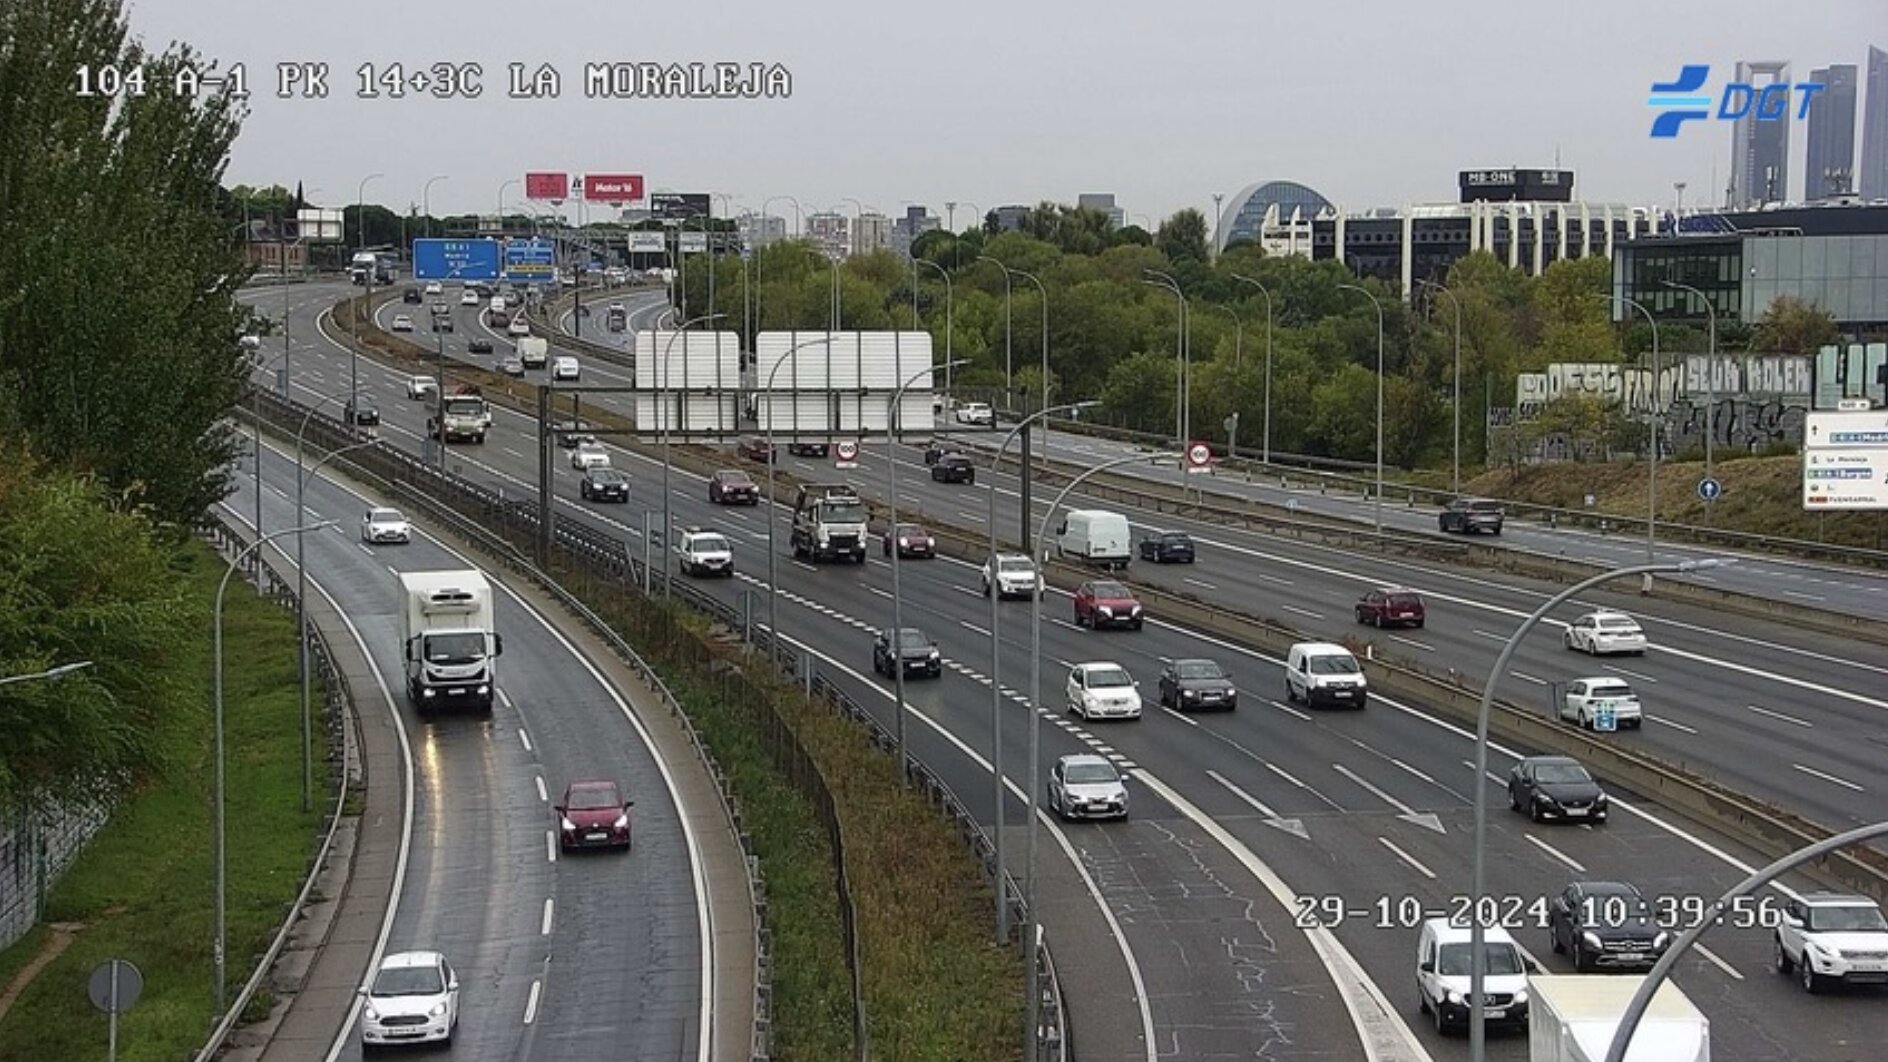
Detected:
left=835, top=440, right=859, bottom=469
left=1185, top=441, right=1213, bottom=473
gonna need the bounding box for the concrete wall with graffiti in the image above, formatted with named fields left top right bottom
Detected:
left=1506, top=354, right=1812, bottom=461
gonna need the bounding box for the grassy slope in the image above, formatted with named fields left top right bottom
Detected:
left=0, top=544, right=322, bottom=1060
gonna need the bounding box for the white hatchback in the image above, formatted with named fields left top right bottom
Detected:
left=359, top=950, right=458, bottom=1048
left=569, top=441, right=610, bottom=470
left=1065, top=662, right=1142, bottom=721
left=1564, top=611, right=1647, bottom=656
left=1559, top=676, right=1643, bottom=730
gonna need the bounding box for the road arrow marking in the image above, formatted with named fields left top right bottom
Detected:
left=1207, top=769, right=1309, bottom=840
left=1331, top=763, right=1446, bottom=834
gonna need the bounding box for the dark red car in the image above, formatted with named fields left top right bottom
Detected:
left=883, top=522, right=936, bottom=559
left=1073, top=580, right=1144, bottom=630
left=555, top=780, right=633, bottom=851
left=1355, top=586, right=1426, bottom=629
left=736, top=436, right=775, bottom=463
left=709, top=469, right=760, bottom=505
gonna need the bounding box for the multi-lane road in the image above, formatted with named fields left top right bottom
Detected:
left=245, top=278, right=1887, bottom=1061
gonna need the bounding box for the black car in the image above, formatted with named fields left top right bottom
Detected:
left=737, top=436, right=776, bottom=463
left=922, top=440, right=957, bottom=465
left=432, top=316, right=454, bottom=332
left=1440, top=497, right=1505, bottom=535
left=1138, top=531, right=1195, bottom=563
left=931, top=454, right=975, bottom=484
left=556, top=422, right=597, bottom=449
left=579, top=467, right=630, bottom=502
left=872, top=627, right=941, bottom=678
left=1548, top=881, right=1669, bottom=972
left=343, top=398, right=380, bottom=427
left=786, top=441, right=830, bottom=457
left=468, top=337, right=493, bottom=354
left=401, top=288, right=422, bottom=303
left=1157, top=658, right=1236, bottom=711
left=1508, top=755, right=1608, bottom=824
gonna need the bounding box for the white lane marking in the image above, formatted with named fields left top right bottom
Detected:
left=504, top=447, right=525, bottom=458
left=1390, top=759, right=1436, bottom=785
left=1746, top=704, right=1813, bottom=728
left=1378, top=837, right=1437, bottom=880
left=1791, top=763, right=1865, bottom=792
left=1183, top=577, right=1219, bottom=591
left=863, top=586, right=893, bottom=599
left=1604, top=665, right=1659, bottom=683
left=523, top=979, right=542, bottom=1024
left=535, top=775, right=548, bottom=802
left=1782, top=590, right=1826, bottom=601
left=1207, top=769, right=1282, bottom=818
left=960, top=620, right=991, bottom=636
left=791, top=560, right=819, bottom=572
left=498, top=688, right=515, bottom=709
left=519, top=728, right=533, bottom=752
left=1471, top=629, right=1506, bottom=643
left=1254, top=573, right=1294, bottom=587
left=1524, top=834, right=1588, bottom=873
left=1647, top=716, right=1698, bottom=734
left=1694, top=943, right=1744, bottom=980
left=1509, top=671, right=1547, bottom=686
left=1388, top=635, right=1434, bottom=652
left=356, top=543, right=375, bottom=556
left=1330, top=764, right=1445, bottom=833
left=1280, top=604, right=1323, bottom=620
left=1268, top=700, right=1312, bottom=721
left=541, top=898, right=555, bottom=935
left=545, top=830, right=557, bottom=862
left=1161, top=707, right=1199, bottom=727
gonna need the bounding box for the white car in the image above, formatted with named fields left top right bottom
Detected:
left=675, top=528, right=735, bottom=577
left=1065, top=661, right=1142, bottom=721
left=359, top=950, right=458, bottom=1048
left=1559, top=676, right=1643, bottom=730
left=508, top=316, right=532, bottom=337
left=390, top=314, right=414, bottom=332
left=360, top=507, right=411, bottom=545
left=569, top=441, right=610, bottom=470
left=954, top=401, right=994, bottom=425
left=551, top=356, right=581, bottom=381
left=1775, top=892, right=1888, bottom=993
left=405, top=375, right=437, bottom=401
left=1564, top=611, right=1648, bottom=655
left=460, top=289, right=479, bottom=306
left=1048, top=754, right=1129, bottom=821
left=423, top=281, right=442, bottom=295
left=982, top=553, right=1042, bottom=600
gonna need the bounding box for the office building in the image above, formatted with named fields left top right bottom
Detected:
left=1728, top=60, right=1793, bottom=207
left=805, top=212, right=849, bottom=259
left=735, top=211, right=787, bottom=249
left=1217, top=180, right=1334, bottom=254
left=1864, top=46, right=1888, bottom=200
left=1077, top=193, right=1126, bottom=228
left=992, top=205, right=1031, bottom=232
left=853, top=212, right=891, bottom=255
left=891, top=205, right=940, bottom=256
left=1806, top=65, right=1859, bottom=199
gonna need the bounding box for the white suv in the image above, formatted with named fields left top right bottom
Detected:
left=1775, top=892, right=1888, bottom=993
left=954, top=401, right=994, bottom=425
left=1065, top=662, right=1142, bottom=720
left=676, top=528, right=734, bottom=577
left=982, top=553, right=1042, bottom=600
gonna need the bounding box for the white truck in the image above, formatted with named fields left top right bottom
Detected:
left=790, top=483, right=868, bottom=564
left=1528, top=975, right=1708, bottom=1062
left=428, top=388, right=489, bottom=444
left=399, top=571, right=503, bottom=713
left=516, top=335, right=549, bottom=369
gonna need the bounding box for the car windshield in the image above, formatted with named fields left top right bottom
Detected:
left=1534, top=762, right=1593, bottom=785
left=821, top=500, right=865, bottom=520
left=371, top=965, right=443, bottom=997
left=423, top=632, right=486, bottom=665
left=888, top=628, right=930, bottom=649
left=1089, top=582, right=1132, bottom=598
left=1175, top=661, right=1224, bottom=680
left=1307, top=655, right=1359, bottom=675
left=721, top=473, right=752, bottom=486
left=1588, top=684, right=1633, bottom=699
left=1162, top=533, right=1190, bottom=543
left=896, top=524, right=928, bottom=537
left=1598, top=617, right=1640, bottom=631
left=999, top=558, right=1033, bottom=573
left=567, top=786, right=620, bottom=810
left=593, top=470, right=624, bottom=483
left=692, top=535, right=729, bottom=552
left=1085, top=667, right=1132, bottom=688
left=1437, top=943, right=1524, bottom=977
left=1807, top=905, right=1888, bottom=932
left=1065, top=762, right=1118, bottom=784
left=369, top=509, right=402, bottom=522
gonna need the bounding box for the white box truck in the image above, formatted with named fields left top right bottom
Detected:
left=1054, top=510, right=1132, bottom=570
left=399, top=570, right=503, bottom=713
left=1528, top=975, right=1708, bottom=1062
left=516, top=335, right=549, bottom=369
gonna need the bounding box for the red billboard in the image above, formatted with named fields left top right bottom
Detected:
left=582, top=173, right=645, bottom=203
left=524, top=172, right=569, bottom=201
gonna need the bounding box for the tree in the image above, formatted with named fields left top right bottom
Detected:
left=0, top=0, right=252, bottom=527
left=1531, top=257, right=1615, bottom=366
left=1156, top=208, right=1209, bottom=264
left=1750, top=295, right=1840, bottom=357
left=1098, top=352, right=1177, bottom=434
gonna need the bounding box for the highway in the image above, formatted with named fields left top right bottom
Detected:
left=247, top=278, right=1888, bottom=1060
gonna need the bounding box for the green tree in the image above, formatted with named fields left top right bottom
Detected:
left=1750, top=294, right=1840, bottom=357
left=1306, top=362, right=1379, bottom=459
left=0, top=0, right=251, bottom=526
left=1099, top=352, right=1177, bottom=434
left=1531, top=257, right=1615, bottom=366
left=1156, top=208, right=1209, bottom=263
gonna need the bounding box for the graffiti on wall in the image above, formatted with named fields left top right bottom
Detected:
left=1664, top=397, right=1807, bottom=453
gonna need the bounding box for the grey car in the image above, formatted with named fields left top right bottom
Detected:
left=1049, top=754, right=1128, bottom=821
left=1157, top=658, right=1236, bottom=711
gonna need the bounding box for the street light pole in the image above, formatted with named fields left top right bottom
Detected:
left=1466, top=557, right=1727, bottom=1060
left=978, top=255, right=1013, bottom=399
left=1418, top=279, right=1465, bottom=495
left=215, top=521, right=334, bottom=1013
left=915, top=258, right=954, bottom=398
left=1230, top=273, right=1275, bottom=462
left=421, top=175, right=447, bottom=240
left=352, top=172, right=385, bottom=406
left=1661, top=280, right=1717, bottom=483
left=659, top=313, right=726, bottom=597
left=292, top=435, right=375, bottom=810
left=1603, top=293, right=1664, bottom=592
left=1142, top=270, right=1188, bottom=447
left=761, top=337, right=837, bottom=642
left=1337, top=283, right=1386, bottom=533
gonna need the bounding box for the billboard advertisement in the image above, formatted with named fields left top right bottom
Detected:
left=524, top=172, right=570, bottom=201
left=412, top=239, right=501, bottom=281
left=582, top=173, right=645, bottom=203
left=502, top=238, right=556, bottom=284
left=650, top=192, right=711, bottom=219
left=1803, top=410, right=1888, bottom=511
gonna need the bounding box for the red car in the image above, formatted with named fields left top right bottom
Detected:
left=1073, top=580, right=1144, bottom=630
left=709, top=469, right=760, bottom=505
left=555, top=779, right=634, bottom=851
left=736, top=436, right=775, bottom=463
left=883, top=523, right=937, bottom=559
left=1355, top=586, right=1426, bottom=628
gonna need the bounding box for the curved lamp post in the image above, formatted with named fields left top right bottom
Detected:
left=658, top=313, right=728, bottom=596
left=1602, top=293, right=1664, bottom=593
left=977, top=255, right=1013, bottom=398
left=1660, top=280, right=1717, bottom=483
left=351, top=172, right=385, bottom=401
left=761, top=336, right=838, bottom=641
left=1416, top=278, right=1464, bottom=495
left=1229, top=273, right=1276, bottom=462
left=1466, top=557, right=1728, bottom=1059
left=1006, top=267, right=1049, bottom=413
left=1335, top=283, right=1386, bottom=533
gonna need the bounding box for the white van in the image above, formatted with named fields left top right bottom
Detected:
left=1283, top=642, right=1367, bottom=708
left=1054, top=510, right=1131, bottom=570
left=489, top=294, right=507, bottom=314
left=1416, top=919, right=1531, bottom=1035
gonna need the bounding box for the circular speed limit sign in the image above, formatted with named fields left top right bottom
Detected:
left=1186, top=442, right=1212, bottom=468
left=835, top=441, right=859, bottom=462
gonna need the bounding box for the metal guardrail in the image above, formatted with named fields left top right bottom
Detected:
left=194, top=516, right=352, bottom=1061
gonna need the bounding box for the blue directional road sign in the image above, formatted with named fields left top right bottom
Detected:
left=412, top=239, right=500, bottom=281
left=1697, top=476, right=1723, bottom=502
left=502, top=239, right=556, bottom=284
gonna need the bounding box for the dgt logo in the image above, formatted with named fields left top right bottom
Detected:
left=1648, top=65, right=1824, bottom=138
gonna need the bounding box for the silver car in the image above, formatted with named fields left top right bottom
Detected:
left=1049, top=754, right=1128, bottom=821
left=360, top=507, right=411, bottom=544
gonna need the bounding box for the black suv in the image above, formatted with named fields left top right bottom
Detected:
left=786, top=441, right=830, bottom=457
left=931, top=454, right=975, bottom=484
left=1138, top=531, right=1195, bottom=564
left=343, top=398, right=380, bottom=427
left=1548, top=881, right=1669, bottom=971
left=401, top=288, right=422, bottom=304
left=1157, top=658, right=1236, bottom=711
left=872, top=627, right=941, bottom=678
left=1508, top=755, right=1608, bottom=824
left=1439, top=497, right=1505, bottom=535
left=579, top=467, right=630, bottom=502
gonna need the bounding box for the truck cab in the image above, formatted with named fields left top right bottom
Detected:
left=398, top=571, right=502, bottom=713
left=790, top=483, right=868, bottom=564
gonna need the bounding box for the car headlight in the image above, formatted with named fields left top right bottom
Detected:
left=1130, top=605, right=1143, bottom=615
left=1182, top=689, right=1199, bottom=698
left=898, top=538, right=909, bottom=547
left=1097, top=605, right=1113, bottom=616
left=477, top=684, right=490, bottom=695
left=429, top=1002, right=447, bottom=1018
left=364, top=1003, right=380, bottom=1021
left=1582, top=931, right=1603, bottom=950
left=561, top=817, right=576, bottom=831
left=1513, top=989, right=1528, bottom=1004
left=928, top=650, right=939, bottom=660
left=612, top=813, right=629, bottom=829
left=1446, top=991, right=1464, bottom=1005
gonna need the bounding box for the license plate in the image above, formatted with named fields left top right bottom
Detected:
left=1565, top=807, right=1588, bottom=817
left=585, top=832, right=607, bottom=841
left=1483, top=1008, right=1508, bottom=1019
left=1333, top=690, right=1354, bottom=698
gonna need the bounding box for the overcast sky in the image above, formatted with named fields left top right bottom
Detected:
left=125, top=0, right=1883, bottom=227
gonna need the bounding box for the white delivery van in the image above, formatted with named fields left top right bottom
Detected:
left=1054, top=510, right=1131, bottom=570
left=1284, top=642, right=1367, bottom=708
left=1527, top=974, right=1709, bottom=1062
left=1416, top=919, right=1532, bottom=1036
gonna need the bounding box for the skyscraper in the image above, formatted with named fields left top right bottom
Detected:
left=1729, top=60, right=1792, bottom=207
left=1806, top=64, right=1858, bottom=198
left=1863, top=46, right=1888, bottom=200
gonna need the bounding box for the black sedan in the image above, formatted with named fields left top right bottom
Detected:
left=931, top=454, right=975, bottom=484
left=872, top=627, right=942, bottom=678
left=1508, top=755, right=1609, bottom=824
left=431, top=316, right=454, bottom=333
left=786, top=441, right=830, bottom=457
left=579, top=467, right=630, bottom=502
left=1548, top=881, right=1669, bottom=972
left=468, top=337, right=493, bottom=354
left=401, top=288, right=422, bottom=303
left=1157, top=658, right=1236, bottom=711
left=1138, top=531, right=1195, bottom=563
left=343, top=399, right=380, bottom=427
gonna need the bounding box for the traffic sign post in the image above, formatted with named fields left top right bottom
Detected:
left=1593, top=703, right=1618, bottom=733
left=1185, top=440, right=1214, bottom=475
left=502, top=238, right=556, bottom=285
left=835, top=440, right=859, bottom=469
left=1802, top=410, right=1888, bottom=511
left=1696, top=476, right=1722, bottom=503
left=88, top=958, right=142, bottom=1062
left=412, top=239, right=500, bottom=281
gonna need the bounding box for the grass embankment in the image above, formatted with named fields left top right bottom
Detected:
left=0, top=544, right=323, bottom=1059
left=1463, top=452, right=1888, bottom=550
left=580, top=589, right=1023, bottom=1062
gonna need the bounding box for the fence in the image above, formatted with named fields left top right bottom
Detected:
left=0, top=797, right=111, bottom=952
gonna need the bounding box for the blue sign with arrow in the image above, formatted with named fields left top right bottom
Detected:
left=502, top=239, right=556, bottom=284
left=1697, top=476, right=1723, bottom=502
left=412, top=239, right=500, bottom=281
